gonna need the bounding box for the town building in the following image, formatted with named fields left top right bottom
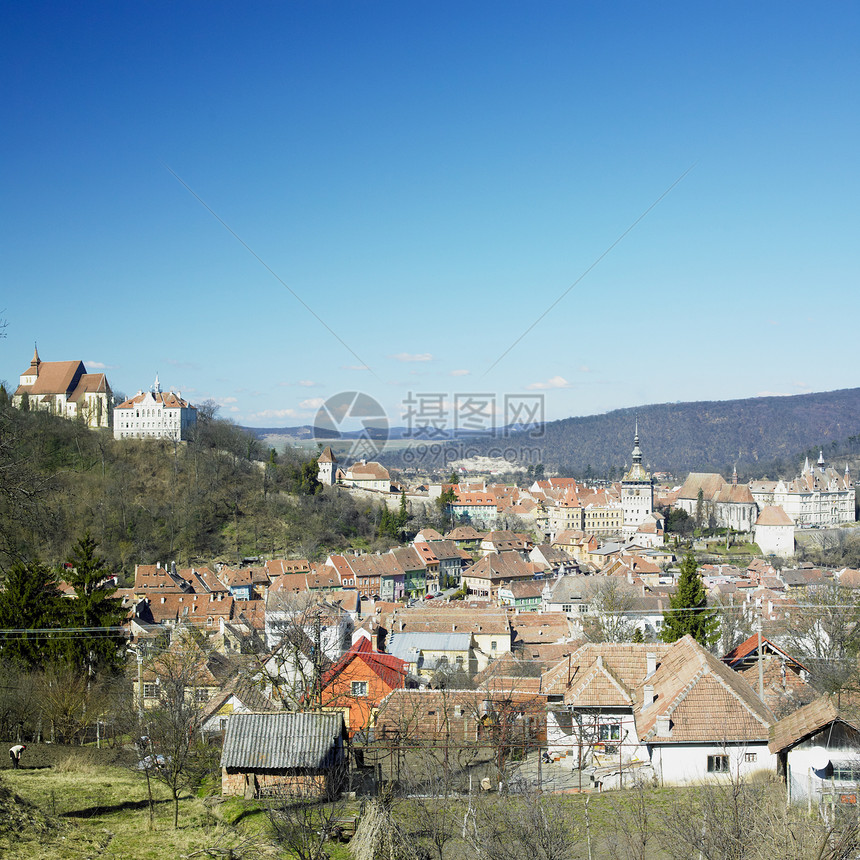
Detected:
left=542, top=636, right=776, bottom=786
left=113, top=374, right=197, bottom=440
left=13, top=347, right=112, bottom=428
left=750, top=453, right=855, bottom=528
left=342, top=460, right=391, bottom=492
left=620, top=423, right=654, bottom=538
left=754, top=505, right=796, bottom=558
left=676, top=470, right=759, bottom=531
left=769, top=695, right=860, bottom=807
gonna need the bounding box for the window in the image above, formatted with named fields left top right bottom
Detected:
left=599, top=724, right=621, bottom=742
left=707, top=754, right=729, bottom=773
left=744, top=752, right=757, bottom=763
left=833, top=762, right=860, bottom=782
left=491, top=641, right=497, bottom=650
left=195, top=688, right=209, bottom=705
left=562, top=604, right=572, bottom=612
left=143, top=683, right=157, bottom=698
left=351, top=681, right=368, bottom=697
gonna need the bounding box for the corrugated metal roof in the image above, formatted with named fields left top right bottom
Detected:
left=220, top=712, right=345, bottom=770
left=387, top=631, right=472, bottom=660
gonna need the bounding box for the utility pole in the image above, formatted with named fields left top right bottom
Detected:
left=313, top=609, right=322, bottom=710
left=757, top=611, right=764, bottom=701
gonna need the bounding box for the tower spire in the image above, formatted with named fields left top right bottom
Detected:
left=631, top=418, right=642, bottom=465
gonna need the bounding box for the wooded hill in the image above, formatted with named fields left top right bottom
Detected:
left=382, top=387, right=860, bottom=479
left=0, top=400, right=383, bottom=577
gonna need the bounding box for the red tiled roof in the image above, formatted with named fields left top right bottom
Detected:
left=322, top=636, right=408, bottom=691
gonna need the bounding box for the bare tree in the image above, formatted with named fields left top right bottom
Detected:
left=255, top=592, right=344, bottom=711
left=467, top=788, right=584, bottom=860
left=582, top=578, right=638, bottom=643
left=782, top=583, right=860, bottom=695
left=657, top=766, right=860, bottom=860
left=603, top=777, right=653, bottom=860
left=141, top=635, right=213, bottom=828
left=713, top=594, right=754, bottom=657
left=267, top=765, right=352, bottom=860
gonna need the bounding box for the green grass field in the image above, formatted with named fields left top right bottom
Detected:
left=1, top=744, right=277, bottom=860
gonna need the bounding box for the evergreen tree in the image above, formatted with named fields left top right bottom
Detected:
left=62, top=533, right=126, bottom=674
left=0, top=384, right=8, bottom=408
left=0, top=559, right=65, bottom=668
left=661, top=552, right=718, bottom=646
left=378, top=504, right=396, bottom=540
left=396, top=491, right=408, bottom=531
left=20, top=391, right=29, bottom=412
left=631, top=627, right=645, bottom=644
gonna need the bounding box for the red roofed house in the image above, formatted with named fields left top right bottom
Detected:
left=343, top=460, right=391, bottom=492
left=113, top=374, right=196, bottom=440
left=543, top=636, right=776, bottom=786
left=318, top=636, right=411, bottom=737
left=13, top=347, right=112, bottom=428
left=722, top=634, right=815, bottom=717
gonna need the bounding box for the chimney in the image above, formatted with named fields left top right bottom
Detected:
left=655, top=715, right=671, bottom=736
left=643, top=684, right=654, bottom=709
left=646, top=652, right=657, bottom=677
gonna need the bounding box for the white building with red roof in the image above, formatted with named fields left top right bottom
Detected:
left=13, top=346, right=112, bottom=428
left=114, top=374, right=197, bottom=440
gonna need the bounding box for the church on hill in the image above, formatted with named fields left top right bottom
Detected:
left=13, top=346, right=112, bottom=429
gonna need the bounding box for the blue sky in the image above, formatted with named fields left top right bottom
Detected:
left=3, top=1, right=859, bottom=430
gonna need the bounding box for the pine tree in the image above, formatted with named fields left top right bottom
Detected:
left=661, top=551, right=718, bottom=646
left=62, top=533, right=127, bottom=674
left=0, top=559, right=65, bottom=668
left=396, top=491, right=408, bottom=531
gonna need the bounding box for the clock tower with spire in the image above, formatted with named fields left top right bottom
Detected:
left=621, top=421, right=654, bottom=537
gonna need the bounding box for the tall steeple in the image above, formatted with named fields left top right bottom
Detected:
left=621, top=418, right=654, bottom=535
left=152, top=373, right=161, bottom=394
left=30, top=344, right=41, bottom=374
left=631, top=418, right=642, bottom=466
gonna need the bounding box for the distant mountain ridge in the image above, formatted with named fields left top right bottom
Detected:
left=377, top=387, right=860, bottom=477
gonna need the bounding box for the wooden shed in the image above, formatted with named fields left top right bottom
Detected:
left=220, top=711, right=347, bottom=798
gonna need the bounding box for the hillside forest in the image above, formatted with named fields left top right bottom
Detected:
left=0, top=394, right=417, bottom=577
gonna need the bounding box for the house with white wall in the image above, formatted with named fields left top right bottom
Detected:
left=769, top=695, right=860, bottom=807
left=542, top=636, right=776, bottom=786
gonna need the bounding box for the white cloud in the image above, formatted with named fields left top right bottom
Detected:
left=527, top=375, right=571, bottom=390
left=229, top=406, right=240, bottom=413
left=578, top=365, right=591, bottom=373
left=390, top=352, right=433, bottom=363
left=298, top=380, right=317, bottom=387
left=451, top=369, right=470, bottom=377
left=85, top=360, right=116, bottom=370
left=342, top=364, right=371, bottom=371
left=218, top=396, right=238, bottom=405
left=300, top=397, right=325, bottom=409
